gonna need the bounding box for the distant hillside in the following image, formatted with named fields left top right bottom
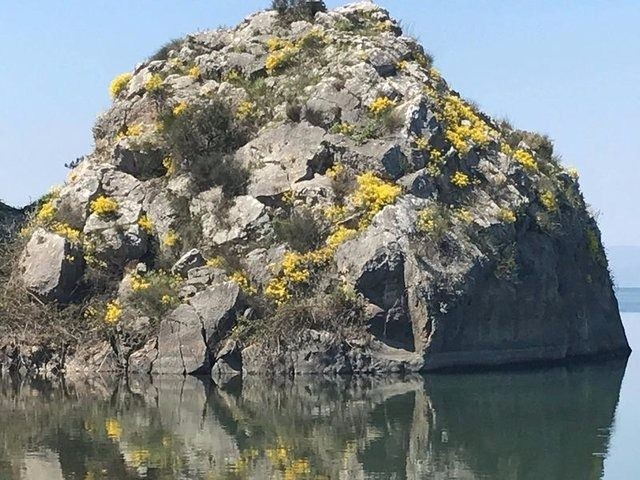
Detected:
left=0, top=201, right=24, bottom=240
left=608, top=246, right=640, bottom=287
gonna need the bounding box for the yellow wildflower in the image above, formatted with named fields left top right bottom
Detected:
left=368, top=96, right=395, bottom=116
left=498, top=208, right=517, bottom=224
left=104, top=300, right=122, bottom=325
left=137, top=214, right=153, bottom=234
left=188, top=65, right=201, bottom=79
left=144, top=74, right=163, bottom=92
left=539, top=190, right=557, bottom=212
left=36, top=200, right=56, bottom=223
left=172, top=101, right=188, bottom=116
left=109, top=73, right=132, bottom=99
left=513, top=149, right=538, bottom=171
left=352, top=172, right=401, bottom=221
left=90, top=196, right=118, bottom=216
left=450, top=171, right=470, bottom=188
left=235, top=100, right=255, bottom=120
left=163, top=230, right=179, bottom=247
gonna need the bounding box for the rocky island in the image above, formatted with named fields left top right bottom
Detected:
left=0, top=1, right=630, bottom=377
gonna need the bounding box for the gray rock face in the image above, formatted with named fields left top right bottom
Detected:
left=18, top=228, right=84, bottom=303
left=172, top=249, right=206, bottom=277
left=152, top=281, right=242, bottom=375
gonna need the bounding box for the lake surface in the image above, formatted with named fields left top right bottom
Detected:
left=1, top=292, right=639, bottom=479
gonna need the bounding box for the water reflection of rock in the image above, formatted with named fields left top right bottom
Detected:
left=0, top=358, right=628, bottom=479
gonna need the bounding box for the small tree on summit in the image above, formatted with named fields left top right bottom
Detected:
left=271, top=0, right=327, bottom=21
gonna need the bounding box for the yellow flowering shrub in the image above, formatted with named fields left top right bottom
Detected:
left=368, top=96, right=395, bottom=116
left=416, top=208, right=437, bottom=234
left=325, top=163, right=345, bottom=179
left=567, top=167, right=580, bottom=180
left=206, top=256, right=223, bottom=268
left=414, top=136, right=429, bottom=151
left=188, top=66, right=201, bottom=79
left=130, top=274, right=151, bottom=292
left=265, top=43, right=299, bottom=74
left=163, top=230, right=179, bottom=247
left=513, top=149, right=538, bottom=171
left=163, top=157, right=176, bottom=176
left=137, top=214, right=153, bottom=234
left=323, top=204, right=348, bottom=223
left=352, top=172, right=401, bottom=222
left=230, top=271, right=257, bottom=295
left=325, top=226, right=357, bottom=249
left=172, top=102, right=188, bottom=116
left=265, top=277, right=291, bottom=305
left=117, top=123, right=143, bottom=139
left=104, top=300, right=122, bottom=324
left=235, top=100, right=255, bottom=120
left=498, top=208, right=517, bottom=224
left=266, top=37, right=288, bottom=52
left=144, top=74, right=164, bottom=92
left=441, top=94, right=494, bottom=154
left=450, top=171, right=470, bottom=188
left=453, top=208, right=473, bottom=224
left=127, top=270, right=182, bottom=317
left=396, top=60, right=408, bottom=71
left=109, top=73, right=132, bottom=99
left=539, top=190, right=557, bottom=212
left=36, top=199, right=56, bottom=223
left=414, top=52, right=431, bottom=69
left=51, top=223, right=81, bottom=244
left=500, top=142, right=513, bottom=156
left=331, top=122, right=355, bottom=136
left=90, top=196, right=119, bottom=216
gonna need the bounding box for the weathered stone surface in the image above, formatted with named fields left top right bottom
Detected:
left=19, top=228, right=84, bottom=303
left=153, top=282, right=241, bottom=375
left=172, top=249, right=206, bottom=277
left=202, top=195, right=269, bottom=246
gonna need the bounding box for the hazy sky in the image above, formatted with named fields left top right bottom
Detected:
left=1, top=1, right=638, bottom=247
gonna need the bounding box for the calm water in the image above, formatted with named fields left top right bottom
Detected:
left=1, top=294, right=639, bottom=479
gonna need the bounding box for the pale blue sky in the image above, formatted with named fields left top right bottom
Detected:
left=1, top=1, right=639, bottom=247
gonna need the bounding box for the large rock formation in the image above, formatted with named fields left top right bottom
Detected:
left=9, top=2, right=630, bottom=375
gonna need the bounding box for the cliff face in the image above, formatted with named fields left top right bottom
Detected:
left=10, top=2, right=630, bottom=376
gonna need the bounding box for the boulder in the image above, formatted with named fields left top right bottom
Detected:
left=19, top=228, right=84, bottom=303
left=172, top=249, right=206, bottom=277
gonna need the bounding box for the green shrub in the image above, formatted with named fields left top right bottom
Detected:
left=127, top=270, right=181, bottom=320
left=273, top=209, right=327, bottom=253
left=163, top=100, right=250, bottom=195
left=149, top=38, right=184, bottom=62
left=271, top=0, right=326, bottom=22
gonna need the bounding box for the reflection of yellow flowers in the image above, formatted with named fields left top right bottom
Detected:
left=105, top=418, right=122, bottom=440
left=128, top=449, right=151, bottom=468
